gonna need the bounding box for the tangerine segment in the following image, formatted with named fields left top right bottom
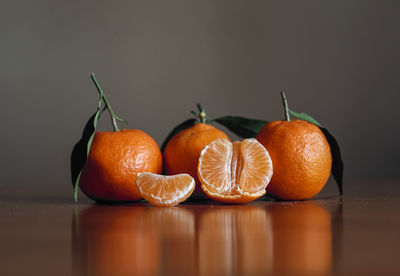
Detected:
left=198, top=138, right=273, bottom=203
left=137, top=173, right=195, bottom=206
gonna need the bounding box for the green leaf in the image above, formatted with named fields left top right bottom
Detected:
left=161, top=118, right=197, bottom=152
left=70, top=112, right=96, bottom=183
left=320, top=127, right=344, bottom=196
left=73, top=172, right=82, bottom=202
left=114, top=115, right=128, bottom=124
left=260, top=193, right=279, bottom=201
left=70, top=89, right=105, bottom=203
left=214, top=116, right=269, bottom=138
left=289, top=110, right=322, bottom=127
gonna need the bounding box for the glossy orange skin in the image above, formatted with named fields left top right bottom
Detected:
left=79, top=129, right=162, bottom=202
left=256, top=119, right=332, bottom=200
left=163, top=123, right=229, bottom=196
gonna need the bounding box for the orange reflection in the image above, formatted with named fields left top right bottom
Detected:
left=138, top=207, right=196, bottom=275
left=73, top=202, right=333, bottom=276
left=73, top=205, right=195, bottom=276
left=269, top=202, right=332, bottom=275
left=73, top=205, right=160, bottom=276
left=197, top=206, right=273, bottom=275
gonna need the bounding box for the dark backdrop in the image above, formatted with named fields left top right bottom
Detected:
left=1, top=0, right=399, bottom=197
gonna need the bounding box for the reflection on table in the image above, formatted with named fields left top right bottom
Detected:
left=72, top=201, right=335, bottom=276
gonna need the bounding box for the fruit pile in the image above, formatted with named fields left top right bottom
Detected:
left=71, top=74, right=343, bottom=206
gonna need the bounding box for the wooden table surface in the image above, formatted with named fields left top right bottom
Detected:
left=1, top=180, right=399, bottom=276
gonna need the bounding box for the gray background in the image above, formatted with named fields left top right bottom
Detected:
left=1, top=0, right=399, bottom=197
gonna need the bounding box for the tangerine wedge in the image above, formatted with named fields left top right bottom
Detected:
left=137, top=173, right=195, bottom=206
left=198, top=138, right=273, bottom=203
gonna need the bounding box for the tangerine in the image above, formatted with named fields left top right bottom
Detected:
left=256, top=119, right=332, bottom=200
left=163, top=123, right=229, bottom=196
left=198, top=138, right=273, bottom=203
left=79, top=129, right=162, bottom=202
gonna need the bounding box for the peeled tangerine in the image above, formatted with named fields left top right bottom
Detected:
left=136, top=173, right=195, bottom=206
left=198, top=138, right=273, bottom=203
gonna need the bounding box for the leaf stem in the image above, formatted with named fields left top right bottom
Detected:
left=91, top=73, right=120, bottom=131
left=281, top=92, right=290, bottom=122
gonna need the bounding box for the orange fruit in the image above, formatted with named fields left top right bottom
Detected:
left=79, top=129, right=162, bottom=202
left=256, top=119, right=332, bottom=200
left=197, top=138, right=273, bottom=203
left=136, top=173, right=195, bottom=206
left=163, top=123, right=229, bottom=196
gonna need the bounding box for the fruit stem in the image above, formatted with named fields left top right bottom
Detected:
left=111, top=117, right=119, bottom=131
left=281, top=91, right=290, bottom=122
left=196, top=103, right=207, bottom=123
left=91, top=73, right=120, bottom=131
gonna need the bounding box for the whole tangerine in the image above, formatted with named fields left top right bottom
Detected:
left=79, top=129, right=162, bottom=202
left=163, top=123, right=229, bottom=196
left=256, top=119, right=332, bottom=200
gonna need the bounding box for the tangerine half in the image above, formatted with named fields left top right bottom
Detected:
left=198, top=138, right=273, bottom=203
